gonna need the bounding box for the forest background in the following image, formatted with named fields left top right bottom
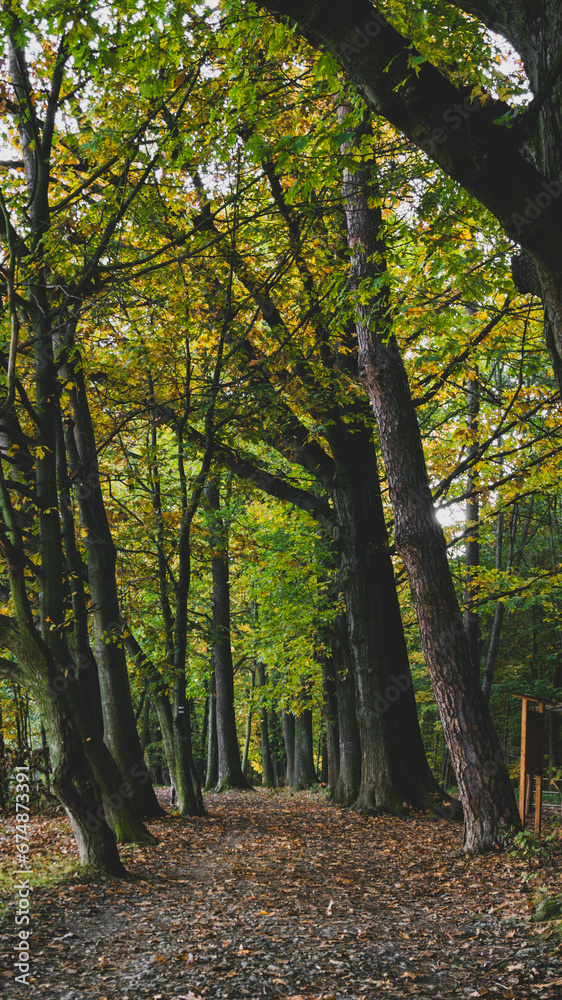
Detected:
left=0, top=0, right=561, bottom=872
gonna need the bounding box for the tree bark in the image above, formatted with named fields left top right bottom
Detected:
left=293, top=703, right=317, bottom=790
left=464, top=376, right=480, bottom=675
left=206, top=672, right=219, bottom=790
left=61, top=359, right=162, bottom=819
left=0, top=608, right=126, bottom=874
left=173, top=676, right=205, bottom=815
left=321, top=654, right=340, bottom=797
left=206, top=477, right=251, bottom=790
left=257, top=662, right=276, bottom=787
left=327, top=419, right=445, bottom=813
left=123, top=630, right=203, bottom=816
left=282, top=709, right=296, bottom=786
left=331, top=614, right=362, bottom=807
left=341, top=148, right=520, bottom=850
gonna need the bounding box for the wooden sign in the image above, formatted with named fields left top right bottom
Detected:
left=513, top=695, right=547, bottom=836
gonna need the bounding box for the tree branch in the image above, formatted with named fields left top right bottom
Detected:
left=248, top=1, right=562, bottom=273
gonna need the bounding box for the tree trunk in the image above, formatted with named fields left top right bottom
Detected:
left=282, top=709, right=296, bottom=787
left=206, top=673, right=219, bottom=790
left=332, top=614, right=362, bottom=807
left=0, top=700, right=7, bottom=808
left=464, top=375, right=480, bottom=674
left=173, top=676, right=205, bottom=815
left=0, top=610, right=126, bottom=874
left=123, top=630, right=203, bottom=816
left=267, top=703, right=284, bottom=786
left=327, top=419, right=444, bottom=813
left=293, top=704, right=317, bottom=790
left=342, top=152, right=520, bottom=850
left=61, top=353, right=162, bottom=820
left=206, top=477, right=251, bottom=790
left=257, top=662, right=275, bottom=787
left=54, top=410, right=105, bottom=737
left=321, top=654, right=339, bottom=797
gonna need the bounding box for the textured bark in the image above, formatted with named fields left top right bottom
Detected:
left=293, top=705, right=317, bottom=790
left=62, top=362, right=162, bottom=819
left=123, top=630, right=203, bottom=816
left=257, top=662, right=276, bottom=787
left=331, top=614, right=362, bottom=807
left=205, top=672, right=219, bottom=790
left=55, top=411, right=104, bottom=736
left=327, top=420, right=444, bottom=813
left=64, top=678, right=157, bottom=845
left=322, top=655, right=340, bottom=797
left=0, top=611, right=125, bottom=874
left=282, top=709, right=296, bottom=786
left=341, top=155, right=520, bottom=850
left=464, top=377, right=480, bottom=675
left=206, top=478, right=250, bottom=791
left=173, top=676, right=205, bottom=815
left=240, top=667, right=254, bottom=782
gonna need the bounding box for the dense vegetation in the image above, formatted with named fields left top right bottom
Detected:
left=0, top=0, right=561, bottom=870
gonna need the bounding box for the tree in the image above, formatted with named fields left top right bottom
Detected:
left=0, top=0, right=213, bottom=864
left=339, top=118, right=521, bottom=849
left=245, top=0, right=562, bottom=398
left=205, top=474, right=252, bottom=790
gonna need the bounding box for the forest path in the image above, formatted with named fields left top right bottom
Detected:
left=1, top=788, right=561, bottom=999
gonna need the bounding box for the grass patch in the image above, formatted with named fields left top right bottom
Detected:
left=0, top=856, right=85, bottom=898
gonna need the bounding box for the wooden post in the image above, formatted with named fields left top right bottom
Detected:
left=519, top=696, right=528, bottom=825
left=535, top=701, right=545, bottom=837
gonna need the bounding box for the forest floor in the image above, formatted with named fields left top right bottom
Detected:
left=1, top=788, right=562, bottom=1000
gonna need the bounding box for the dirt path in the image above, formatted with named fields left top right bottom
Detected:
left=1, top=789, right=561, bottom=999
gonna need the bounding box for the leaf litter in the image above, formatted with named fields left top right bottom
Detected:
left=1, top=788, right=561, bottom=999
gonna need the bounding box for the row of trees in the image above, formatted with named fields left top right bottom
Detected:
left=0, top=0, right=561, bottom=872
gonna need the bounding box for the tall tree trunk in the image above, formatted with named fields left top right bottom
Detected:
left=332, top=614, right=362, bottom=807
left=206, top=672, right=219, bottom=790
left=267, top=703, right=284, bottom=787
left=327, top=420, right=443, bottom=812
left=257, top=662, right=275, bottom=787
left=39, top=686, right=126, bottom=875
left=55, top=408, right=104, bottom=736
left=123, top=631, right=203, bottom=816
left=0, top=700, right=7, bottom=808
left=61, top=349, right=162, bottom=819
left=146, top=393, right=205, bottom=815
left=240, top=666, right=255, bottom=782
left=173, top=676, right=205, bottom=815
left=322, top=654, right=339, bottom=797
left=206, top=477, right=251, bottom=790
left=35, top=298, right=152, bottom=849
left=141, top=694, right=150, bottom=753
left=0, top=608, right=125, bottom=875
left=464, top=375, right=480, bottom=674
left=282, top=709, right=295, bottom=787
left=342, top=148, right=520, bottom=850
left=293, top=701, right=317, bottom=790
